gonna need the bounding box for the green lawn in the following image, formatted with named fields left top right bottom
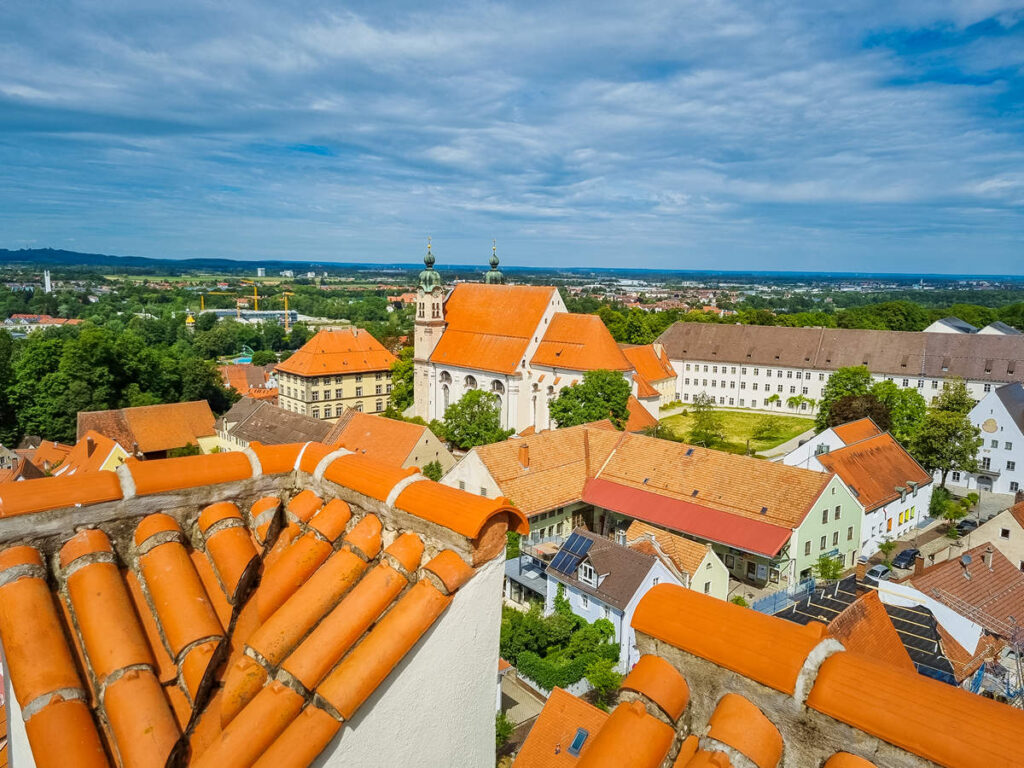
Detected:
left=659, top=409, right=815, bottom=455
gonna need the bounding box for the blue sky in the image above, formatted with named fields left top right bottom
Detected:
left=1, top=1, right=1023, bottom=273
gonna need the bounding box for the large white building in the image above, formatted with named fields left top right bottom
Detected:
left=412, top=246, right=667, bottom=432
left=946, top=382, right=1024, bottom=495
left=657, top=321, right=1024, bottom=416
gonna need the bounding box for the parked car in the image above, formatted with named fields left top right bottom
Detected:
left=891, top=548, right=920, bottom=570
left=865, top=564, right=892, bottom=583
left=956, top=518, right=980, bottom=535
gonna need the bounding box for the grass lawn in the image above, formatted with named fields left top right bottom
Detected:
left=659, top=409, right=815, bottom=455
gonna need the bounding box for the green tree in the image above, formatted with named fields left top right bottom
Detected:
left=869, top=380, right=926, bottom=445
left=496, top=712, right=514, bottom=750
left=817, top=366, right=873, bottom=430
left=422, top=459, right=443, bottom=482
left=811, top=554, right=843, bottom=580
left=877, top=539, right=897, bottom=567
left=688, top=392, right=725, bottom=447
left=621, top=310, right=654, bottom=344
left=549, top=370, right=631, bottom=430
left=250, top=349, right=277, bottom=366
left=585, top=657, right=623, bottom=711
left=909, top=410, right=982, bottom=488
left=505, top=531, right=521, bottom=560
left=933, top=378, right=975, bottom=416
left=827, top=394, right=892, bottom=432
left=442, top=390, right=514, bottom=451
left=942, top=497, right=968, bottom=539
left=387, top=347, right=415, bottom=414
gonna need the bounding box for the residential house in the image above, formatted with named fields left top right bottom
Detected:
left=624, top=520, right=729, bottom=600
left=412, top=247, right=664, bottom=432
left=782, top=418, right=933, bottom=556
left=46, top=430, right=128, bottom=477
left=219, top=363, right=278, bottom=401
left=78, top=401, right=218, bottom=457
left=543, top=528, right=681, bottom=670
left=0, top=440, right=527, bottom=767
left=657, top=321, right=1024, bottom=414
left=0, top=444, right=16, bottom=471
left=216, top=398, right=333, bottom=451
left=620, top=343, right=677, bottom=416
left=513, top=584, right=1024, bottom=768
left=946, top=382, right=1023, bottom=494
left=967, top=500, right=1024, bottom=572
left=276, top=328, right=397, bottom=419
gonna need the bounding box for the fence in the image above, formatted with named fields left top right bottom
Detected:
left=750, top=577, right=816, bottom=615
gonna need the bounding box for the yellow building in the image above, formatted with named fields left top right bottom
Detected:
left=276, top=328, right=397, bottom=420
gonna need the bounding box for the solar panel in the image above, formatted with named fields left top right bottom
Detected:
left=549, top=551, right=571, bottom=573
left=550, top=533, right=593, bottom=575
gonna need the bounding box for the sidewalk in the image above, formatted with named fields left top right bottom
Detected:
left=761, top=427, right=816, bottom=460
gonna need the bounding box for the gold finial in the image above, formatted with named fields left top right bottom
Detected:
left=427, top=236, right=432, bottom=255
left=492, top=238, right=496, bottom=256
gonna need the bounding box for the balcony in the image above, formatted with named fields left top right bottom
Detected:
left=520, top=534, right=566, bottom=562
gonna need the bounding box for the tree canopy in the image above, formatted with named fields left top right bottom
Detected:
left=816, top=366, right=873, bottom=430
left=688, top=392, right=725, bottom=447
left=909, top=409, right=982, bottom=488
left=868, top=380, right=926, bottom=445
left=439, top=389, right=513, bottom=451
left=549, top=370, right=631, bottom=430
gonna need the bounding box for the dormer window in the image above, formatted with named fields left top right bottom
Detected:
left=578, top=562, right=596, bottom=585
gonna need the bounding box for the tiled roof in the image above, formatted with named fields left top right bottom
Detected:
left=49, top=430, right=126, bottom=477
left=911, top=544, right=1024, bottom=637
left=531, top=314, right=632, bottom=372
left=633, top=374, right=659, bottom=399
left=0, top=456, right=44, bottom=484
left=24, top=440, right=72, bottom=472
left=623, top=396, right=657, bottom=432
left=595, top=432, right=831, bottom=530
left=473, top=425, right=622, bottom=516
left=825, top=591, right=916, bottom=673
left=625, top=520, right=710, bottom=578
left=620, top=345, right=676, bottom=384
left=545, top=528, right=656, bottom=611
left=78, top=401, right=216, bottom=454
left=219, top=364, right=274, bottom=394
left=831, top=418, right=882, bottom=445
left=656, top=321, right=1024, bottom=382
left=512, top=687, right=608, bottom=767
left=1009, top=500, right=1024, bottom=529
left=0, top=442, right=528, bottom=768
left=276, top=328, right=396, bottom=377
left=516, top=583, right=1024, bottom=768
left=323, top=410, right=431, bottom=467
left=430, top=283, right=558, bottom=374
left=816, top=432, right=931, bottom=512
left=218, top=399, right=333, bottom=445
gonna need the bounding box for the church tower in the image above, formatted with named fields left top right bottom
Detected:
left=413, top=239, right=445, bottom=420
left=484, top=240, right=504, bottom=284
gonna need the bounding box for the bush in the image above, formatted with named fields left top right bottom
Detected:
left=496, top=712, right=514, bottom=749
left=751, top=416, right=779, bottom=441
left=422, top=460, right=443, bottom=482
left=506, top=531, right=521, bottom=560
left=659, top=400, right=683, bottom=411
left=930, top=486, right=951, bottom=517
left=730, top=595, right=749, bottom=607
left=585, top=658, right=623, bottom=710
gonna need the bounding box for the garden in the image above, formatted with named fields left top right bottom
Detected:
left=658, top=402, right=814, bottom=455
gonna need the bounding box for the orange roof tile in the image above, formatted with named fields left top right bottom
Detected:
left=1009, top=499, right=1024, bottom=529
left=831, top=418, right=883, bottom=445
left=816, top=432, right=931, bottom=512
left=823, top=755, right=877, bottom=768
left=632, top=583, right=828, bottom=694
left=276, top=328, right=396, bottom=377
left=78, top=400, right=216, bottom=454
left=624, top=396, right=657, bottom=432
left=0, top=471, right=123, bottom=517
left=575, top=700, right=674, bottom=768
left=394, top=479, right=529, bottom=537
left=621, top=654, right=689, bottom=721
left=621, top=344, right=676, bottom=384
left=826, top=591, right=916, bottom=673
left=324, top=410, right=431, bottom=467
left=706, top=693, right=782, bottom=768
left=51, top=429, right=126, bottom=476
left=430, top=283, right=559, bottom=374
left=513, top=687, right=609, bottom=768
left=625, top=520, right=710, bottom=577
left=633, top=373, right=659, bottom=399
left=532, top=314, right=632, bottom=372
left=24, top=440, right=72, bottom=473
left=126, top=451, right=253, bottom=496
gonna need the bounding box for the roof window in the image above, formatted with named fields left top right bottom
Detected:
left=568, top=728, right=589, bottom=756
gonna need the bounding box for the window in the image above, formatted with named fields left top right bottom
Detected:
left=1001, top=528, right=1011, bottom=540
left=796, top=371, right=802, bottom=379
left=355, top=402, right=363, bottom=412
left=375, top=372, right=382, bottom=380
left=603, top=605, right=610, bottom=619
left=375, top=399, right=383, bottom=412
left=834, top=506, right=841, bottom=520
left=753, top=368, right=759, bottom=375
left=579, top=563, right=595, bottom=584
left=311, top=407, right=320, bottom=418
left=789, top=386, right=796, bottom=394
left=1005, top=442, right=1012, bottom=451
left=686, top=364, right=691, bottom=371
left=982, top=457, right=991, bottom=470
left=804, top=541, right=811, bottom=556
left=917, top=380, right=924, bottom=388
left=753, top=383, right=759, bottom=391
left=729, top=398, right=734, bottom=405
left=818, top=373, right=825, bottom=380
left=819, top=536, right=826, bottom=551
left=702, top=581, right=711, bottom=594
left=355, top=386, right=363, bottom=397
left=802, top=387, right=808, bottom=395
left=766, top=369, right=772, bottom=377
left=375, top=384, right=383, bottom=394
left=742, top=367, right=747, bottom=374
left=1009, top=461, right=1017, bottom=471
left=952, top=471, right=961, bottom=482
left=992, top=440, right=999, bottom=448
left=356, top=375, right=363, bottom=382
left=832, top=531, right=839, bottom=546
left=777, top=370, right=783, bottom=378
left=713, top=366, right=718, bottom=373
left=581, top=594, right=589, bottom=609
left=787, top=370, right=792, bottom=378
left=706, top=561, right=712, bottom=570
left=1012, top=482, right=1020, bottom=492
left=776, top=385, right=783, bottom=393
left=335, top=388, right=343, bottom=399
left=703, top=365, right=708, bottom=372
left=652, top=577, right=659, bottom=586
left=902, top=379, right=909, bottom=387
left=731, top=367, right=736, bottom=374
left=311, top=391, right=319, bottom=401
left=458, top=480, right=465, bottom=490
left=480, top=486, right=487, bottom=497
left=932, top=381, right=938, bottom=389
left=984, top=383, right=992, bottom=392
left=847, top=526, right=853, bottom=541
left=822, top=509, right=828, bottom=524
left=323, top=406, right=331, bottom=418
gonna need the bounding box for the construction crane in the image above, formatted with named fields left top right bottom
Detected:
left=201, top=291, right=235, bottom=311
left=280, top=291, right=295, bottom=333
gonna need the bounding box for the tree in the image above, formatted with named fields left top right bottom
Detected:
left=422, top=460, right=443, bottom=482
left=688, top=392, right=725, bottom=447
left=816, top=366, right=873, bottom=430
left=621, top=310, right=654, bottom=344
left=505, top=531, right=521, bottom=560
left=933, top=378, right=975, bottom=416
left=250, top=349, right=277, bottom=366
left=387, top=347, right=415, bottom=414
left=909, top=410, right=982, bottom=488
left=827, top=394, right=892, bottom=432
left=441, top=390, right=514, bottom=451
left=496, top=712, right=514, bottom=750
left=877, top=539, right=897, bottom=566
left=811, top=554, right=843, bottom=580
left=942, top=497, right=968, bottom=539
left=585, top=657, right=623, bottom=711
left=549, top=370, right=631, bottom=430
left=869, top=380, right=925, bottom=445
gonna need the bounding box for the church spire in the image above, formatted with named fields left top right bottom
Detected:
left=418, top=237, right=442, bottom=292
left=484, top=239, right=504, bottom=284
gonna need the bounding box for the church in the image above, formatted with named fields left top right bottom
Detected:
left=413, top=243, right=673, bottom=433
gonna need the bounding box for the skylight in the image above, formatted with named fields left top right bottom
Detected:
left=568, top=728, right=589, bottom=756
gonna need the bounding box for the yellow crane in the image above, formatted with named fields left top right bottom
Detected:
left=202, top=291, right=235, bottom=311
left=280, top=291, right=295, bottom=333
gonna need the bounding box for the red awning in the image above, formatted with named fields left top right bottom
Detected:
left=582, top=477, right=792, bottom=558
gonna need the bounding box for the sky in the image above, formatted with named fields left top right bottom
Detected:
left=1, top=1, right=1023, bottom=273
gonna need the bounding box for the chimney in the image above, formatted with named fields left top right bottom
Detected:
left=983, top=545, right=994, bottom=570
left=86, top=436, right=95, bottom=456
left=960, top=554, right=972, bottom=580
left=855, top=556, right=867, bottom=584
left=518, top=443, right=530, bottom=469
left=914, top=553, right=926, bottom=578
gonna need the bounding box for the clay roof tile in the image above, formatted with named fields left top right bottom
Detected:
left=423, top=549, right=475, bottom=593
left=384, top=532, right=425, bottom=573
left=343, top=514, right=383, bottom=560
left=275, top=328, right=397, bottom=378
left=823, top=754, right=877, bottom=768
left=127, top=451, right=253, bottom=496
left=21, top=697, right=108, bottom=768
left=102, top=667, right=182, bottom=767
left=308, top=498, right=352, bottom=542
left=621, top=654, right=690, bottom=721
left=575, top=700, right=675, bottom=768
left=706, top=694, right=783, bottom=768
left=394, top=479, right=529, bottom=538
left=0, top=471, right=123, bottom=518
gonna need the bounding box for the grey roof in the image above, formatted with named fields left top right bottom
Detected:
left=931, top=317, right=979, bottom=334
left=656, top=322, right=1024, bottom=382
left=983, top=321, right=1022, bottom=336
left=545, top=528, right=655, bottom=611
left=995, top=383, right=1024, bottom=434
left=218, top=398, right=333, bottom=445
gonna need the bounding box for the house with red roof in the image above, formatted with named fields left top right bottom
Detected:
left=782, top=418, right=933, bottom=556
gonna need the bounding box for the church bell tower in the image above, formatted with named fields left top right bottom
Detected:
left=413, top=239, right=445, bottom=420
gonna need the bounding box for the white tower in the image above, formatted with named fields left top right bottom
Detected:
left=413, top=240, right=445, bottom=420
left=43, top=270, right=52, bottom=294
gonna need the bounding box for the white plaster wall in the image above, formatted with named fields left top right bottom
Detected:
left=3, top=642, right=37, bottom=768
left=690, top=551, right=729, bottom=601
left=860, top=486, right=931, bottom=556
left=968, top=510, right=1024, bottom=571
left=440, top=451, right=502, bottom=500
left=316, top=555, right=504, bottom=768
left=781, top=428, right=844, bottom=470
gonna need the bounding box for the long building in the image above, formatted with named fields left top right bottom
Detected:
left=657, top=321, right=1024, bottom=415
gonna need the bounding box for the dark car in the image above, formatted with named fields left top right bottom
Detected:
left=891, top=548, right=920, bottom=570
left=956, top=518, right=980, bottom=535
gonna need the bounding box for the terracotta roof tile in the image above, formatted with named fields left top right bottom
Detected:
left=625, top=520, right=710, bottom=578
left=826, top=591, right=916, bottom=673
left=430, top=284, right=558, bottom=374
left=24, top=440, right=72, bottom=473
left=506, top=687, right=609, bottom=768
left=816, top=433, right=931, bottom=512
left=624, top=396, right=658, bottom=432
left=823, top=754, right=877, bottom=768
left=249, top=441, right=304, bottom=474
left=423, top=548, right=475, bottom=593
left=1009, top=499, right=1024, bottom=529
left=621, top=654, right=689, bottom=721
left=706, top=693, right=782, bottom=768
left=0, top=471, right=123, bottom=517
left=51, top=430, right=126, bottom=476
left=394, top=478, right=529, bottom=538
left=276, top=328, right=396, bottom=377
left=322, top=452, right=417, bottom=501
left=532, top=314, right=632, bottom=372
left=78, top=400, right=216, bottom=454
left=198, top=503, right=260, bottom=604
left=831, top=418, right=883, bottom=445
left=575, top=700, right=675, bottom=768
left=633, top=373, right=659, bottom=399
left=323, top=410, right=434, bottom=467
left=621, top=344, right=676, bottom=384
left=127, top=451, right=253, bottom=496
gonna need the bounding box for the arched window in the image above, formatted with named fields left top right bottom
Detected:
left=464, top=375, right=478, bottom=390
left=491, top=380, right=505, bottom=395
left=495, top=394, right=502, bottom=412
left=442, top=385, right=450, bottom=409
left=440, top=371, right=452, bottom=384
left=531, top=395, right=537, bottom=425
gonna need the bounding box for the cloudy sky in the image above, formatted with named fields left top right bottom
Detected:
left=1, top=1, right=1023, bottom=273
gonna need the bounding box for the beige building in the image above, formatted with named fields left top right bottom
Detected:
left=276, top=328, right=397, bottom=419
left=964, top=500, right=1024, bottom=572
